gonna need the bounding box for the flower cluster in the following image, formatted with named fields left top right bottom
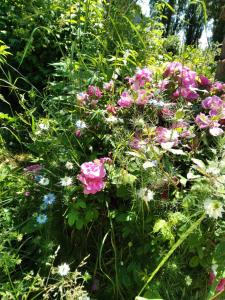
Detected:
left=195, top=96, right=225, bottom=136
left=127, top=67, right=153, bottom=90
left=77, top=85, right=102, bottom=106
left=163, top=62, right=199, bottom=101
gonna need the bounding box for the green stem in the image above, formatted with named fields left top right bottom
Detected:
left=137, top=214, right=205, bottom=297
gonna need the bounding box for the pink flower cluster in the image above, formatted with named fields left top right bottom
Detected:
left=24, top=164, right=42, bottom=174
left=195, top=113, right=223, bottom=136
left=87, top=85, right=102, bottom=98
left=195, top=95, right=225, bottom=136
left=209, top=271, right=225, bottom=293
left=77, top=85, right=102, bottom=106
left=78, top=159, right=108, bottom=194
left=155, top=127, right=179, bottom=149
left=163, top=62, right=199, bottom=101
left=128, top=67, right=152, bottom=90
left=117, top=91, right=133, bottom=108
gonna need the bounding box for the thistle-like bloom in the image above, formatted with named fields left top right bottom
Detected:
left=36, top=214, right=48, bottom=224
left=65, top=161, right=74, bottom=170
left=38, top=177, right=50, bottom=186
left=43, top=193, right=56, bottom=205
left=60, top=176, right=73, bottom=186
left=138, top=188, right=154, bottom=202
left=75, top=120, right=87, bottom=129
left=204, top=199, right=224, bottom=219
left=58, top=263, right=70, bottom=276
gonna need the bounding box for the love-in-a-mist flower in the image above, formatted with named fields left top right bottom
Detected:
left=58, top=263, right=70, bottom=276
left=60, top=176, right=73, bottom=186
left=65, top=161, right=74, bottom=170
left=39, top=123, right=49, bottom=131
left=138, top=188, right=154, bottom=202
left=76, top=120, right=87, bottom=129
left=43, top=193, right=56, bottom=205
left=36, top=214, right=48, bottom=224
left=78, top=160, right=106, bottom=194
left=38, top=177, right=49, bottom=186
left=204, top=199, right=224, bottom=219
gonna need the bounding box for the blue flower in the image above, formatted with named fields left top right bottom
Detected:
left=36, top=214, right=48, bottom=224
left=34, top=175, right=43, bottom=182
left=43, top=193, right=56, bottom=205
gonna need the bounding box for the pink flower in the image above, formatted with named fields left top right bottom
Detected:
left=158, top=79, right=169, bottom=91
left=209, top=127, right=224, bottom=136
left=129, top=137, right=142, bottom=150
left=163, top=62, right=184, bottom=78
left=106, top=104, right=117, bottom=115
left=103, top=80, right=114, bottom=91
left=87, top=85, right=102, bottom=98
left=24, top=191, right=30, bottom=197
left=78, top=174, right=104, bottom=194
left=195, top=113, right=211, bottom=129
left=155, top=127, right=179, bottom=148
left=75, top=129, right=81, bottom=137
left=198, top=75, right=211, bottom=87
left=136, top=90, right=149, bottom=106
left=216, top=278, right=225, bottom=292
left=24, top=164, right=42, bottom=174
left=99, top=157, right=112, bottom=164
left=78, top=160, right=106, bottom=194
left=128, top=68, right=152, bottom=90
left=77, top=92, right=89, bottom=105
left=161, top=107, right=174, bottom=118
left=80, top=162, right=106, bottom=179
left=208, top=272, right=216, bottom=285
left=117, top=92, right=133, bottom=108
left=211, top=82, right=225, bottom=92
left=202, top=96, right=223, bottom=110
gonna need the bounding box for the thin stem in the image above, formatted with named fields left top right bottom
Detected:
left=137, top=213, right=205, bottom=297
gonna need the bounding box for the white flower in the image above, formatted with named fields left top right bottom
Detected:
left=105, top=116, right=123, bottom=124
left=204, top=199, right=224, bottom=219
left=65, top=161, right=74, bottom=170
left=60, top=176, right=73, bottom=186
left=185, top=275, right=192, bottom=286
left=39, top=177, right=49, bottom=186
left=39, top=123, right=49, bottom=131
left=138, top=188, right=154, bottom=202
left=78, top=296, right=90, bottom=300
left=76, top=120, right=87, bottom=129
left=143, top=160, right=158, bottom=169
left=58, top=263, right=70, bottom=276
left=212, top=264, right=218, bottom=275
left=105, top=116, right=118, bottom=123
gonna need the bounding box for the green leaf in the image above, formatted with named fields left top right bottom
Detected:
left=75, top=218, right=84, bottom=230
left=189, top=256, right=199, bottom=268
left=68, top=211, right=79, bottom=226
left=77, top=201, right=86, bottom=209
